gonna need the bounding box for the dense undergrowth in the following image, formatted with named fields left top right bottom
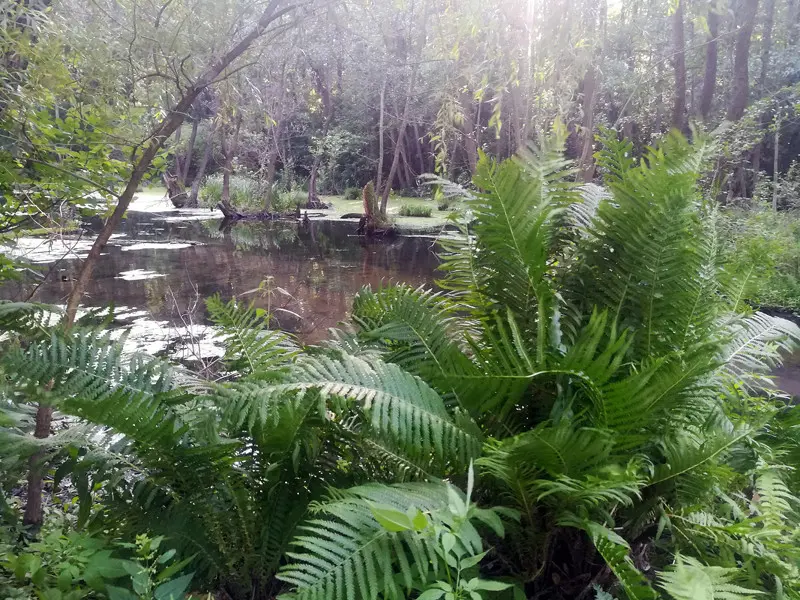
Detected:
left=199, top=173, right=306, bottom=213
left=3, top=129, right=800, bottom=600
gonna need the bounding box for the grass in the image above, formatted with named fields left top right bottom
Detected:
left=399, top=204, right=432, bottom=217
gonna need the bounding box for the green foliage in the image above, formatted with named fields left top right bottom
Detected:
left=343, top=187, right=361, bottom=200
left=199, top=173, right=269, bottom=210
left=279, top=469, right=516, bottom=600
left=347, top=126, right=800, bottom=597
left=398, top=204, right=433, bottom=217
left=719, top=206, right=800, bottom=312
left=1, top=526, right=191, bottom=600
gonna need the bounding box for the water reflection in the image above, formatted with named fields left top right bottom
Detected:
left=1, top=212, right=439, bottom=349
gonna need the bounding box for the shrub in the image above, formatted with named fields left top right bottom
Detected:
left=398, top=204, right=432, bottom=217
left=343, top=187, right=361, bottom=200
left=437, top=199, right=452, bottom=211
left=199, top=173, right=268, bottom=210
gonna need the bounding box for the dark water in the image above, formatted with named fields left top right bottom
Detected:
left=4, top=210, right=800, bottom=395
left=1, top=211, right=439, bottom=359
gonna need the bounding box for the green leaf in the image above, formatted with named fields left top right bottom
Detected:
left=460, top=550, right=488, bottom=570
left=106, top=586, right=138, bottom=600
left=418, top=589, right=447, bottom=600
left=472, top=580, right=513, bottom=592
left=153, top=573, right=194, bottom=600
left=370, top=503, right=414, bottom=532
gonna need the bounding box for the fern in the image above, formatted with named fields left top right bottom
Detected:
left=278, top=483, right=451, bottom=600
left=207, top=294, right=299, bottom=378
left=658, top=555, right=763, bottom=600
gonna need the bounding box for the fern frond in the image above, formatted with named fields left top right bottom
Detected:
left=658, top=554, right=763, bottom=600
left=207, top=295, right=299, bottom=378
left=0, top=300, right=60, bottom=337
left=261, top=353, right=483, bottom=468
left=278, top=483, right=450, bottom=600
left=719, top=312, right=800, bottom=388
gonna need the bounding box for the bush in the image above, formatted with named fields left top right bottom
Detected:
left=272, top=190, right=306, bottom=213
left=398, top=204, right=432, bottom=217
left=719, top=206, right=800, bottom=311
left=199, top=173, right=268, bottom=210
left=343, top=187, right=361, bottom=200
left=437, top=199, right=452, bottom=211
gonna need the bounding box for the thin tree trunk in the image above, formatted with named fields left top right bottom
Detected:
left=380, top=64, right=418, bottom=216
left=773, top=114, right=780, bottom=211
left=461, top=92, right=479, bottom=174
left=181, top=118, right=200, bottom=185
left=672, top=0, right=687, bottom=131
left=413, top=123, right=425, bottom=175
left=579, top=0, right=606, bottom=182
left=758, top=0, right=775, bottom=95
left=376, top=75, right=387, bottom=195
left=579, top=65, right=598, bottom=182
left=790, top=0, right=800, bottom=45
left=174, top=125, right=183, bottom=177
left=728, top=0, right=760, bottom=121
left=221, top=115, right=242, bottom=209
left=189, top=125, right=216, bottom=208
left=699, top=2, right=720, bottom=119
left=263, top=149, right=278, bottom=211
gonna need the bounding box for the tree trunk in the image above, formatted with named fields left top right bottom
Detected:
left=579, top=0, right=606, bottom=182
left=308, top=64, right=333, bottom=206
left=758, top=0, right=775, bottom=95
left=773, top=114, right=780, bottom=211
left=413, top=123, right=425, bottom=175
left=790, top=0, right=800, bottom=45
left=579, top=65, right=598, bottom=182
left=22, top=403, right=53, bottom=527
left=672, top=0, right=687, bottom=131
left=263, top=149, right=278, bottom=211
left=699, top=2, right=720, bottom=120
left=376, top=75, right=387, bottom=195
left=380, top=64, right=418, bottom=217
left=181, top=118, right=200, bottom=185
left=221, top=114, right=242, bottom=210
left=728, top=0, right=760, bottom=121
left=189, top=126, right=215, bottom=208
left=460, top=92, right=479, bottom=174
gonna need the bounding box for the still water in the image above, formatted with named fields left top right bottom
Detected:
left=1, top=203, right=439, bottom=361
left=3, top=199, right=799, bottom=396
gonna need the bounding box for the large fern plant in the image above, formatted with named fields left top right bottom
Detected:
left=0, top=296, right=479, bottom=600
left=280, top=127, right=800, bottom=600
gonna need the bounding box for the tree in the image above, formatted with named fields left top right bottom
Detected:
left=671, top=0, right=687, bottom=131
left=17, top=0, right=306, bottom=528
left=728, top=0, right=760, bottom=121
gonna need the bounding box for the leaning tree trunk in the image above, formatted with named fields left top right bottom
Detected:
left=40, top=0, right=293, bottom=533
left=699, top=1, right=720, bottom=120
